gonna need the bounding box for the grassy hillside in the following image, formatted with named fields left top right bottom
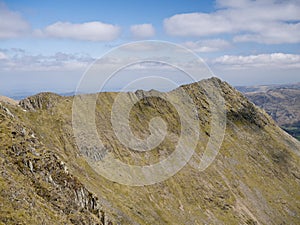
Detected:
left=1, top=78, right=300, bottom=224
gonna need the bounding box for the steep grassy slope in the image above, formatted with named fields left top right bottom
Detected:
left=0, top=101, right=116, bottom=224
left=1, top=78, right=300, bottom=224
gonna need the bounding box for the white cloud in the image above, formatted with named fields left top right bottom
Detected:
left=0, top=4, right=121, bottom=42
left=39, top=21, right=120, bottom=41
left=183, top=39, right=231, bottom=52
left=164, top=13, right=232, bottom=37
left=164, top=0, right=300, bottom=44
left=0, top=3, right=30, bottom=39
left=233, top=23, right=300, bottom=44
left=212, top=53, right=300, bottom=69
left=130, top=24, right=155, bottom=39
left=0, top=52, right=8, bottom=60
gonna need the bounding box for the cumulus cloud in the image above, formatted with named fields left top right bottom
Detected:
left=212, top=53, right=300, bottom=69
left=164, top=13, right=232, bottom=37
left=0, top=3, right=120, bottom=42
left=0, top=3, right=30, bottom=39
left=130, top=24, right=155, bottom=39
left=183, top=39, right=231, bottom=52
left=233, top=23, right=300, bottom=44
left=38, top=21, right=120, bottom=41
left=164, top=0, right=300, bottom=44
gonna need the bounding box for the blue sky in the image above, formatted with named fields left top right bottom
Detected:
left=0, top=0, right=300, bottom=96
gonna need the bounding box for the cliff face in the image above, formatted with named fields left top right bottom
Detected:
left=1, top=78, right=300, bottom=224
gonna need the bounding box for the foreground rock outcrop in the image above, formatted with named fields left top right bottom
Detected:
left=0, top=102, right=113, bottom=224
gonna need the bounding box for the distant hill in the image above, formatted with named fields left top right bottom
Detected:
left=0, top=95, right=18, bottom=105
left=236, top=83, right=300, bottom=94
left=7, top=91, right=76, bottom=100
left=238, top=83, right=300, bottom=140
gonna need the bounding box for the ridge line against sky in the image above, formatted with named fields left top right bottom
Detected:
left=0, top=0, right=300, bottom=95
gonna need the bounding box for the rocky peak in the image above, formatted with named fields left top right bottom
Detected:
left=19, top=92, right=62, bottom=111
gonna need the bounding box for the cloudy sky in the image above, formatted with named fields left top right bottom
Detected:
left=0, top=0, right=299, bottom=96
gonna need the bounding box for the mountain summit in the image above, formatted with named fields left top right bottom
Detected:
left=1, top=78, right=299, bottom=224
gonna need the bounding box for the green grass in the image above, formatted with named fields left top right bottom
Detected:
left=1, top=79, right=300, bottom=224
left=281, top=125, right=300, bottom=141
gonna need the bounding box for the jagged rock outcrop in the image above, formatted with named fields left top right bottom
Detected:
left=19, top=92, right=62, bottom=111
left=0, top=102, right=113, bottom=225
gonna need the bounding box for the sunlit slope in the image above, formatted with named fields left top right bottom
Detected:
left=1, top=78, right=299, bottom=224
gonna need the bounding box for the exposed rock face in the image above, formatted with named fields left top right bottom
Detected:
left=19, top=92, right=62, bottom=111
left=0, top=103, right=15, bottom=118
left=0, top=102, right=113, bottom=224
left=1, top=78, right=299, bottom=224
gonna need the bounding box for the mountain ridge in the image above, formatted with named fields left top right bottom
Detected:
left=1, top=78, right=299, bottom=224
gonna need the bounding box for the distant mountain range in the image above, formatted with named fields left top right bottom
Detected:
left=238, top=83, right=300, bottom=140
left=5, top=91, right=76, bottom=100
left=236, top=83, right=300, bottom=94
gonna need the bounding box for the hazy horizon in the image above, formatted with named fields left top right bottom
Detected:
left=2, top=77, right=299, bottom=100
